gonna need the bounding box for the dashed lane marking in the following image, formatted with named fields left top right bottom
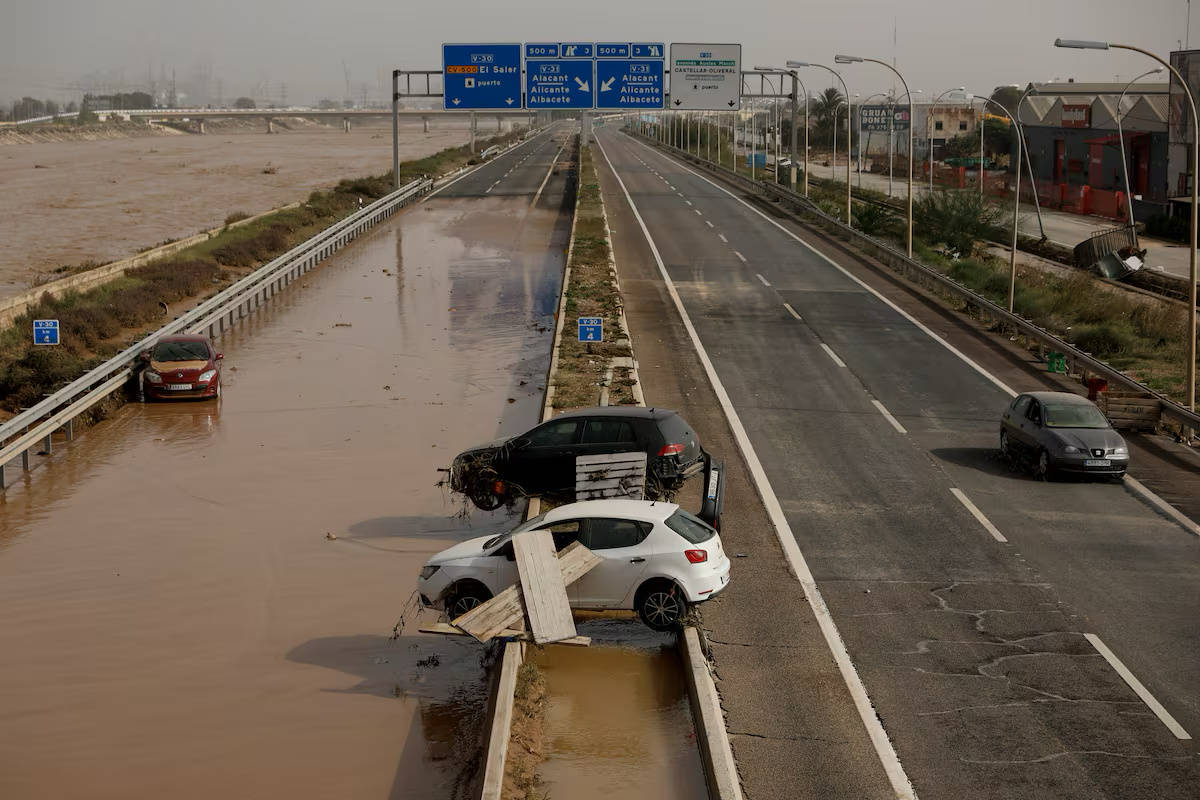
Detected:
left=871, top=400, right=907, bottom=434
left=783, top=303, right=803, bottom=321
left=757, top=273, right=772, bottom=287
left=733, top=251, right=747, bottom=263
left=949, top=488, right=1007, bottom=542
left=819, top=343, right=847, bottom=368
left=1085, top=634, right=1191, bottom=740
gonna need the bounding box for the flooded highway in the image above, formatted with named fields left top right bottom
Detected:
left=0, top=128, right=572, bottom=799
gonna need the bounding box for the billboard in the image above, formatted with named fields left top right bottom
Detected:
left=860, top=105, right=910, bottom=132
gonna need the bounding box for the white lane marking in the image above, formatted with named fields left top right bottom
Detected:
left=819, top=343, right=847, bottom=368
left=705, top=220, right=714, bottom=228
left=1084, top=634, right=1191, bottom=740
left=757, top=273, right=772, bottom=287
left=594, top=133, right=918, bottom=800
left=949, top=488, right=1007, bottom=543
left=424, top=126, right=555, bottom=200
left=1124, top=475, right=1200, bottom=537
left=486, top=181, right=500, bottom=194
left=694, top=209, right=703, bottom=216
left=718, top=233, right=728, bottom=243
left=783, top=303, right=803, bottom=321
left=626, top=134, right=1015, bottom=398
left=871, top=399, right=907, bottom=434
left=733, top=251, right=747, bottom=263
left=685, top=199, right=693, bottom=205
left=530, top=139, right=567, bottom=208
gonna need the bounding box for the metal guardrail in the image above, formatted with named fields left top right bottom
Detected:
left=0, top=177, right=433, bottom=487
left=631, top=131, right=1200, bottom=433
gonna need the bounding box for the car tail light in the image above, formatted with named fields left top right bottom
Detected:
left=658, top=443, right=685, bottom=457
left=684, top=549, right=708, bottom=564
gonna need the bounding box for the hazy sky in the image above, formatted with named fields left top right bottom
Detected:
left=1, top=0, right=1189, bottom=105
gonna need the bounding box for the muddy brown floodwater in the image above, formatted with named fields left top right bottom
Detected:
left=531, top=618, right=708, bottom=800
left=0, top=172, right=568, bottom=798
left=0, top=119, right=489, bottom=296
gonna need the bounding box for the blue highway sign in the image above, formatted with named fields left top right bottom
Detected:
left=631, top=42, right=665, bottom=58
left=525, top=43, right=559, bottom=58
left=596, top=43, right=630, bottom=58
left=578, top=317, right=603, bottom=342
left=559, top=42, right=594, bottom=58
left=442, top=43, right=522, bottom=110
left=596, top=59, right=664, bottom=109
left=526, top=59, right=594, bottom=109
left=33, top=319, right=60, bottom=345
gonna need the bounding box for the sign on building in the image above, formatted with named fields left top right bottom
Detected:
left=668, top=43, right=742, bottom=110
left=1062, top=103, right=1091, bottom=128
left=860, top=105, right=911, bottom=132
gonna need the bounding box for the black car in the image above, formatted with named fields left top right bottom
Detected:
left=449, top=407, right=706, bottom=510
left=1000, top=391, right=1129, bottom=479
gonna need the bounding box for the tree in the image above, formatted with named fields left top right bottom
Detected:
left=234, top=96, right=256, bottom=109
left=989, top=85, right=1023, bottom=115
left=811, top=86, right=845, bottom=147
left=943, top=116, right=1014, bottom=162
left=317, top=98, right=339, bottom=109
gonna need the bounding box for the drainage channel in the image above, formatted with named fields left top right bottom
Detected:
left=528, top=617, right=707, bottom=800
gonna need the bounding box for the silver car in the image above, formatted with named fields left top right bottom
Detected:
left=1000, top=391, right=1129, bottom=480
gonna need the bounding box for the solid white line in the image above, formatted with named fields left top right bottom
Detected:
left=718, top=233, right=728, bottom=243
left=757, top=273, right=772, bottom=287
left=949, top=488, right=1007, bottom=543
left=820, top=343, right=847, bottom=368
left=783, top=303, right=802, bottom=320
left=733, top=251, right=747, bottom=263
left=626, top=134, right=1015, bottom=398
left=1085, top=634, right=1191, bottom=740
left=1123, top=475, right=1200, bottom=537
left=594, top=132, right=918, bottom=800
left=871, top=399, right=908, bottom=434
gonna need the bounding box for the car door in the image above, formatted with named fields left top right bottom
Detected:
left=531, top=519, right=585, bottom=602
left=509, top=418, right=583, bottom=494
left=572, top=518, right=652, bottom=608
left=576, top=417, right=640, bottom=458
left=1020, top=398, right=1045, bottom=452
left=1002, top=395, right=1032, bottom=452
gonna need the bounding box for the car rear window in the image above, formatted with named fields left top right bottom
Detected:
left=665, top=509, right=716, bottom=544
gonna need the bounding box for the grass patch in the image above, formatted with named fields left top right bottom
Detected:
left=0, top=128, right=529, bottom=413
left=503, top=661, right=549, bottom=800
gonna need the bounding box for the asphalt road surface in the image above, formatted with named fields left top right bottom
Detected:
left=594, top=125, right=1199, bottom=800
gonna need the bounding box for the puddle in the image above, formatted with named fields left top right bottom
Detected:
left=529, top=617, right=708, bottom=800
left=0, top=181, right=570, bottom=797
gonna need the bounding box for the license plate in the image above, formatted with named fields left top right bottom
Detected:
left=167, top=383, right=192, bottom=391
left=1085, top=459, right=1111, bottom=467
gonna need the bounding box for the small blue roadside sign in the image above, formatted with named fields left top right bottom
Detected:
left=596, top=59, right=665, bottom=109
left=442, top=43, right=522, bottom=110
left=33, top=319, right=60, bottom=345
left=578, top=317, right=603, bottom=342
left=526, top=59, right=594, bottom=109
left=525, top=43, right=559, bottom=58
left=558, top=42, right=594, bottom=58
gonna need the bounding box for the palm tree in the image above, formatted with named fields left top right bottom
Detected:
left=812, top=86, right=845, bottom=147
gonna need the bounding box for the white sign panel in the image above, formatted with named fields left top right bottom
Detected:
left=669, top=43, right=742, bottom=110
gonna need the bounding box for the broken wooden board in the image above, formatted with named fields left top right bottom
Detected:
left=576, top=452, right=647, bottom=500
left=513, top=531, right=577, bottom=644
left=418, top=622, right=591, bottom=647
left=453, top=541, right=601, bottom=642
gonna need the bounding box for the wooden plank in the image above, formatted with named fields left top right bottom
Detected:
left=513, top=531, right=577, bottom=644
left=418, top=623, right=591, bottom=646
left=576, top=452, right=647, bottom=465
left=453, top=542, right=600, bottom=642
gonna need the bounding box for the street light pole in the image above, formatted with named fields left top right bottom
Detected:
left=1016, top=84, right=1047, bottom=240
left=928, top=87, right=966, bottom=195
left=972, top=94, right=1024, bottom=312
left=1056, top=38, right=1199, bottom=411
left=859, top=90, right=890, bottom=190
left=789, top=60, right=853, bottom=223
left=1116, top=67, right=1164, bottom=241
left=838, top=55, right=916, bottom=256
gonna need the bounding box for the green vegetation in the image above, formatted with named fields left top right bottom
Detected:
left=914, top=190, right=1004, bottom=255
left=0, top=129, right=527, bottom=414
left=504, top=661, right=549, bottom=800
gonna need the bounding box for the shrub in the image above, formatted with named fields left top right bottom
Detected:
left=224, top=211, right=250, bottom=226
left=853, top=203, right=895, bottom=237
left=915, top=190, right=1003, bottom=256
left=1070, top=322, right=1137, bottom=356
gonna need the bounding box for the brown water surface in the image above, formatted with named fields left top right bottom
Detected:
left=0, top=183, right=567, bottom=798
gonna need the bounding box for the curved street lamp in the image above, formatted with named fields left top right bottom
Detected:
left=858, top=90, right=890, bottom=188
left=928, top=87, right=966, bottom=194
left=972, top=93, right=1024, bottom=313
left=756, top=66, right=809, bottom=193
left=1056, top=37, right=1199, bottom=412
left=837, top=54, right=915, bottom=255
left=1116, top=67, right=1164, bottom=238
left=789, top=60, right=853, bottom=225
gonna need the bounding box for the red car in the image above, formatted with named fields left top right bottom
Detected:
left=142, top=334, right=223, bottom=400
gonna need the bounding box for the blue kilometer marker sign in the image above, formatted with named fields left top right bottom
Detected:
left=578, top=317, right=603, bottom=342
left=33, top=319, right=60, bottom=345
left=442, top=43, right=522, bottom=110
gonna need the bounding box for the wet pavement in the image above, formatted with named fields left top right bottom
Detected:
left=531, top=618, right=707, bottom=800
left=0, top=129, right=572, bottom=798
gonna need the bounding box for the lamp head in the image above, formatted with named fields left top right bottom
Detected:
left=834, top=54, right=862, bottom=64
left=1055, top=38, right=1109, bottom=50
left=785, top=60, right=810, bottom=68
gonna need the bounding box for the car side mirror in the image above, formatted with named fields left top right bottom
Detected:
left=215, top=353, right=224, bottom=361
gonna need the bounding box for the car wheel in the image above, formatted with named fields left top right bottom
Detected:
left=1034, top=449, right=1053, bottom=481
left=636, top=580, right=685, bottom=632
left=468, top=487, right=505, bottom=511
left=446, top=582, right=492, bottom=620
left=999, top=430, right=1012, bottom=464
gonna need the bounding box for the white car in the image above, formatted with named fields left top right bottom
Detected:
left=417, top=499, right=731, bottom=631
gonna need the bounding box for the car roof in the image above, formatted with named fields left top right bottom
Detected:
left=551, top=406, right=679, bottom=421
left=543, top=498, right=679, bottom=523
left=1020, top=391, right=1094, bottom=406
left=157, top=334, right=210, bottom=344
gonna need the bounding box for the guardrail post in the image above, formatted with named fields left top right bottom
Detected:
left=0, top=463, right=5, bottom=489
left=41, top=433, right=51, bottom=456
left=65, top=420, right=73, bottom=441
